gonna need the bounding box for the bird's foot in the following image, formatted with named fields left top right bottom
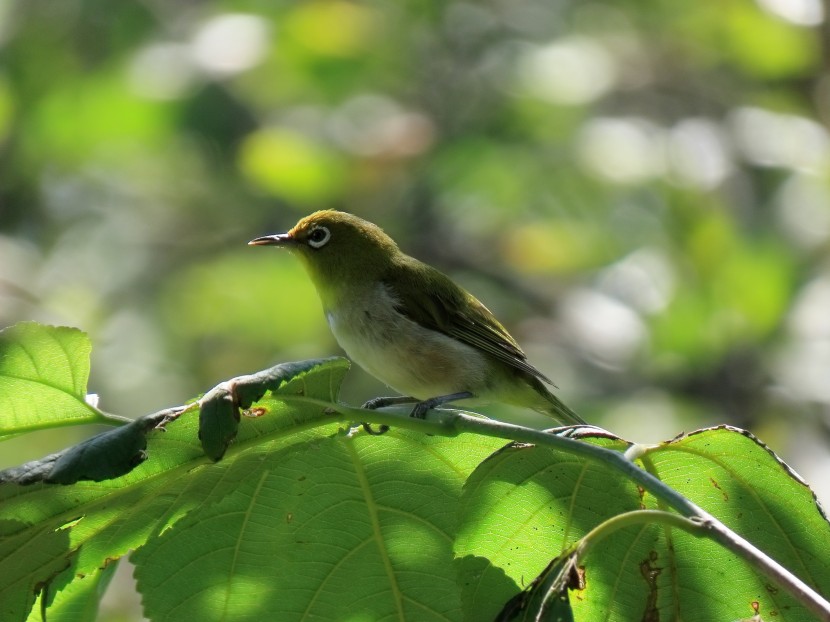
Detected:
left=409, top=391, right=474, bottom=419
left=359, top=395, right=418, bottom=435
left=358, top=392, right=474, bottom=427
left=361, top=422, right=390, bottom=436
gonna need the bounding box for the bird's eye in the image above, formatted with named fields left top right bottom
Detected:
left=307, top=226, right=331, bottom=249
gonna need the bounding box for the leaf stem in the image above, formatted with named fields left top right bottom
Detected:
left=575, top=509, right=705, bottom=558
left=0, top=408, right=133, bottom=439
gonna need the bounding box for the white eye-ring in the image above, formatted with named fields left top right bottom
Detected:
left=307, top=225, right=331, bottom=249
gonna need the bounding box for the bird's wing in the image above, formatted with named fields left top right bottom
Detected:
left=384, top=259, right=552, bottom=384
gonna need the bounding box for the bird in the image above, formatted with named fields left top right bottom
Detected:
left=249, top=210, right=585, bottom=426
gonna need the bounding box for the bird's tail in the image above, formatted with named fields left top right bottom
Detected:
left=538, top=393, right=586, bottom=426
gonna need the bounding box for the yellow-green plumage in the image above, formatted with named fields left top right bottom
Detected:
left=250, top=210, right=584, bottom=425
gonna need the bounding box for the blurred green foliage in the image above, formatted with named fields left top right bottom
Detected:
left=1, top=0, right=828, bottom=498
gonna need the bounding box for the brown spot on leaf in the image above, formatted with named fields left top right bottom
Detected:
left=737, top=601, right=766, bottom=621
left=242, top=407, right=267, bottom=418
left=572, top=565, right=586, bottom=591
left=101, top=556, right=120, bottom=569
left=639, top=551, right=662, bottom=622
left=710, top=477, right=729, bottom=501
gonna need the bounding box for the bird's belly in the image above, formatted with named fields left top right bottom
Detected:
left=326, top=307, right=489, bottom=400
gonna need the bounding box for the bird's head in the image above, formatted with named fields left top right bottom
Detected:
left=249, top=210, right=400, bottom=299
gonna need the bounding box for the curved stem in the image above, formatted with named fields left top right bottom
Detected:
left=576, top=510, right=705, bottom=558
left=300, top=403, right=830, bottom=621
left=0, top=408, right=133, bottom=439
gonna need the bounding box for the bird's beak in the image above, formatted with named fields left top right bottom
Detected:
left=248, top=233, right=294, bottom=246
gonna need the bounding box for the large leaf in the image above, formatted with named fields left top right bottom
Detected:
left=0, top=357, right=351, bottom=622
left=455, top=426, right=830, bottom=621
left=0, top=323, right=104, bottom=437
left=455, top=435, right=638, bottom=620
left=134, top=429, right=505, bottom=621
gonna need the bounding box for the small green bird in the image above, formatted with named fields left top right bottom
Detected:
left=249, top=210, right=585, bottom=425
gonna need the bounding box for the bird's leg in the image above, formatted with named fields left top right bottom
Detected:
left=361, top=395, right=419, bottom=410
left=359, top=395, right=419, bottom=435
left=410, top=391, right=474, bottom=419
left=358, top=392, right=474, bottom=431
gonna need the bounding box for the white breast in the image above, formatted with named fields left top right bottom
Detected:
left=325, top=283, right=489, bottom=400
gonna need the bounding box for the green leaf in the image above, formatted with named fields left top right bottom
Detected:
left=0, top=519, right=74, bottom=622
left=639, top=426, right=830, bottom=620
left=712, top=240, right=794, bottom=339
left=496, top=553, right=577, bottom=622
left=455, top=434, right=636, bottom=621
left=199, top=357, right=351, bottom=460
left=237, top=127, right=346, bottom=204
left=0, top=357, right=353, bottom=621
left=197, top=385, right=240, bottom=462
left=26, top=561, right=119, bottom=622
left=723, top=3, right=819, bottom=79
left=455, top=427, right=830, bottom=621
left=26, top=71, right=175, bottom=165
left=159, top=253, right=325, bottom=350
left=0, top=409, right=175, bottom=485
left=0, top=322, right=104, bottom=438
left=0, top=76, right=13, bottom=143
left=133, top=429, right=505, bottom=621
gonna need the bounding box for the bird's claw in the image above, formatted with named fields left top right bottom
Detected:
left=361, top=397, right=390, bottom=410
left=409, top=391, right=473, bottom=418
left=361, top=422, right=390, bottom=436
left=361, top=396, right=415, bottom=434
left=409, top=400, right=434, bottom=419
